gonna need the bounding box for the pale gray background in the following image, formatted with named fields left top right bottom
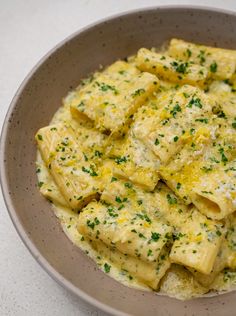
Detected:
left=1, top=1, right=236, bottom=315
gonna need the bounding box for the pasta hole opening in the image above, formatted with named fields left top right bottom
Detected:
left=195, top=194, right=221, bottom=214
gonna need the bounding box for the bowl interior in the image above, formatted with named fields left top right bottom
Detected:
left=1, top=6, right=236, bottom=316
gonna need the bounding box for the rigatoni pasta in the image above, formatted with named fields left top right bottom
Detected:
left=70, top=61, right=159, bottom=133
left=168, top=38, right=236, bottom=80
left=136, top=48, right=209, bottom=87
left=36, top=38, right=236, bottom=300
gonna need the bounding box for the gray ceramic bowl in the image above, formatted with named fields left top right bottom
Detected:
left=1, top=6, right=236, bottom=316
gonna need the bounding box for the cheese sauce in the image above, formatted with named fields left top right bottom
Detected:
left=37, top=106, right=149, bottom=292
left=36, top=102, right=236, bottom=299
left=35, top=40, right=236, bottom=299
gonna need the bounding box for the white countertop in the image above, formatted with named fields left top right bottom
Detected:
left=1, top=1, right=236, bottom=315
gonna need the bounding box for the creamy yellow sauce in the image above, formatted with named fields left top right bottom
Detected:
left=36, top=99, right=236, bottom=299
left=35, top=39, right=236, bottom=300
left=37, top=143, right=236, bottom=299
left=36, top=148, right=149, bottom=292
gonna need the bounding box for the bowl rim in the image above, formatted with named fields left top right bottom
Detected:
left=1, top=5, right=236, bottom=316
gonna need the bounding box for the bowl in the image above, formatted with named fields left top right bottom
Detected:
left=1, top=6, right=236, bottom=316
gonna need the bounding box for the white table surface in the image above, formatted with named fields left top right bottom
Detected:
left=1, top=1, right=236, bottom=315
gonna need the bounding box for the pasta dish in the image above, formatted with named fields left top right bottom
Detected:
left=35, top=39, right=236, bottom=300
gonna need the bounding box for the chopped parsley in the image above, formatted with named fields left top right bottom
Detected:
left=209, top=156, right=220, bottom=164
left=132, top=88, right=145, bottom=97
left=186, top=48, right=192, bottom=57
left=201, top=190, right=213, bottom=194
left=195, top=118, right=208, bottom=124
left=94, top=150, right=103, bottom=157
left=155, top=138, right=160, bottom=145
left=115, top=196, right=122, bottom=203
left=139, top=233, right=146, bottom=239
left=176, top=182, right=181, bottom=190
left=115, top=156, right=128, bottom=164
left=217, top=110, right=226, bottom=118
left=223, top=269, right=235, bottom=282
left=173, top=232, right=185, bottom=240
left=170, top=61, right=189, bottom=74
left=225, top=167, right=236, bottom=172
left=167, top=194, right=177, bottom=205
left=151, top=232, right=161, bottom=242
left=218, top=147, right=228, bottom=164
left=210, top=61, right=218, bottom=73
left=111, top=176, right=117, bottom=182
left=77, top=101, right=85, bottom=108
left=104, top=263, right=111, bottom=273
left=137, top=199, right=143, bottom=205
left=197, top=50, right=206, bottom=64
left=124, top=182, right=132, bottom=188
left=83, top=152, right=88, bottom=161
left=183, top=92, right=190, bottom=98
left=99, top=82, right=118, bottom=94
left=87, top=217, right=100, bottom=230
left=190, top=128, right=195, bottom=135
left=201, top=166, right=213, bottom=173
left=82, top=166, right=98, bottom=176
left=187, top=97, right=203, bottom=109
left=107, top=207, right=118, bottom=218
left=170, top=103, right=181, bottom=118
left=136, top=213, right=151, bottom=224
